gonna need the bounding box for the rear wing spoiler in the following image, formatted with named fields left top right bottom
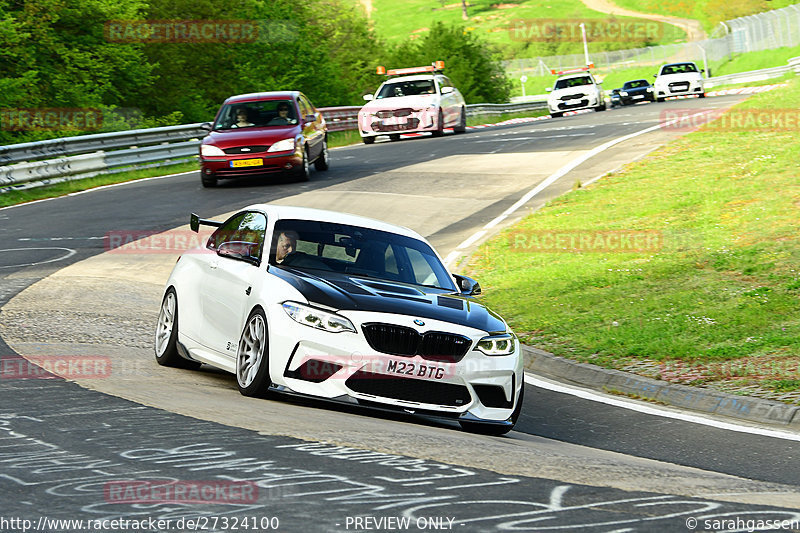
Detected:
left=190, top=213, right=223, bottom=232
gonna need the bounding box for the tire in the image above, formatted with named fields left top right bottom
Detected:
left=201, top=173, right=217, bottom=188
left=294, top=145, right=310, bottom=182
left=389, top=133, right=400, bottom=142
left=235, top=308, right=272, bottom=397
left=550, top=111, right=563, bottom=118
left=453, top=107, right=466, bottom=133
left=699, top=93, right=706, bottom=99
left=656, top=97, right=665, bottom=103
left=314, top=137, right=329, bottom=171
left=362, top=136, right=375, bottom=145
left=594, top=102, right=607, bottom=112
left=431, top=110, right=444, bottom=137
left=154, top=288, right=201, bottom=369
left=459, top=383, right=524, bottom=436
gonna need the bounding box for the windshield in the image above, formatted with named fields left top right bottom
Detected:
left=376, top=79, right=436, bottom=99
left=623, top=80, right=649, bottom=89
left=270, top=219, right=455, bottom=290
left=554, top=76, right=593, bottom=89
left=661, top=63, right=698, bottom=75
left=214, top=100, right=298, bottom=130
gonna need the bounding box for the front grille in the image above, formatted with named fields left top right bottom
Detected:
left=346, top=369, right=471, bottom=407
left=223, top=145, right=269, bottom=154
left=361, top=323, right=472, bottom=362
left=473, top=383, right=513, bottom=409
left=375, top=108, right=414, bottom=118
left=558, top=100, right=588, bottom=110
left=668, top=82, right=690, bottom=92
left=561, top=93, right=586, bottom=100
left=371, top=119, right=420, bottom=132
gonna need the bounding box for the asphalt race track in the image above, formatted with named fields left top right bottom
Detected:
left=2, top=95, right=799, bottom=532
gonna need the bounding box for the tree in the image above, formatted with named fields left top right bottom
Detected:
left=387, top=23, right=511, bottom=103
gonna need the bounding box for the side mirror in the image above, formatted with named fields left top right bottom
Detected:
left=653, top=74, right=658, bottom=78
left=441, top=86, right=454, bottom=94
left=304, top=114, right=316, bottom=124
left=363, top=94, right=374, bottom=101
left=200, top=122, right=212, bottom=132
left=546, top=87, right=553, bottom=92
left=190, top=213, right=200, bottom=232
left=452, top=274, right=481, bottom=296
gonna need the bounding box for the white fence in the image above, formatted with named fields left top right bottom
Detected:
left=505, top=4, right=800, bottom=77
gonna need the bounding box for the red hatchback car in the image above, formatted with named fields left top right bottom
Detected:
left=199, top=91, right=329, bottom=187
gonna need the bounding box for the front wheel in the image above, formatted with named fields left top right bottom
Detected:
left=656, top=97, right=665, bottom=103
left=431, top=110, right=444, bottom=137
left=550, top=111, right=563, bottom=118
left=294, top=146, right=310, bottom=182
left=698, top=93, right=706, bottom=99
left=459, top=383, right=524, bottom=436
left=236, top=308, right=272, bottom=397
left=201, top=173, right=217, bottom=188
left=154, top=288, right=201, bottom=369
left=362, top=136, right=375, bottom=145
left=453, top=108, right=466, bottom=133
left=314, top=137, right=329, bottom=171
left=389, top=133, right=400, bottom=142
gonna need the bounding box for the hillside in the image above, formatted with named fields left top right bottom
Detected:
left=355, top=0, right=688, bottom=59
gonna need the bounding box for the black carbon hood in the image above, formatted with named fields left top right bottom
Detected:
left=270, top=266, right=507, bottom=333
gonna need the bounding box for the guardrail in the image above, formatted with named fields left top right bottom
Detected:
left=704, top=64, right=795, bottom=88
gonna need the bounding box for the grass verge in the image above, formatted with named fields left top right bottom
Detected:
left=465, top=77, right=800, bottom=400
left=0, top=161, right=200, bottom=209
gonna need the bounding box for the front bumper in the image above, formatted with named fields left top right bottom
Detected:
left=359, top=108, right=439, bottom=138
left=655, top=81, right=705, bottom=98
left=267, top=305, right=523, bottom=423
left=200, top=150, right=302, bottom=180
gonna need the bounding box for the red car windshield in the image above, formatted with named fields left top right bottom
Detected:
left=214, top=100, right=298, bottom=130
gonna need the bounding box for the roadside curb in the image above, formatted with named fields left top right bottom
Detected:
left=522, top=345, right=800, bottom=431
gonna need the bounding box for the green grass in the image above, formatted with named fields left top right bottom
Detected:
left=0, top=161, right=200, bottom=208
left=610, top=0, right=798, bottom=34
left=360, top=0, right=686, bottom=60
left=466, top=109, right=549, bottom=127
left=466, top=77, right=800, bottom=395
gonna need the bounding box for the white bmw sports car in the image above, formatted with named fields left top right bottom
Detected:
left=155, top=205, right=524, bottom=434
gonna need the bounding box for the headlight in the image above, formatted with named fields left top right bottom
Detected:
left=646, top=87, right=654, bottom=92
left=282, top=302, right=355, bottom=333
left=620, top=91, right=628, bottom=97
left=476, top=333, right=516, bottom=356
left=201, top=144, right=225, bottom=157
left=268, top=138, right=296, bottom=152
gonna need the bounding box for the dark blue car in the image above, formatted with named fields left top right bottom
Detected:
left=618, top=79, right=655, bottom=105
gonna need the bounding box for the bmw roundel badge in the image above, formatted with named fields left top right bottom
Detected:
left=414, top=319, right=425, bottom=326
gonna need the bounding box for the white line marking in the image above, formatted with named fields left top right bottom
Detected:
left=524, top=373, right=800, bottom=442
left=0, top=247, right=77, bottom=269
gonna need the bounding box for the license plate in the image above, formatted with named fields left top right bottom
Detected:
left=386, top=359, right=446, bottom=380
left=633, top=95, right=644, bottom=99
left=230, top=158, right=263, bottom=168
left=383, top=117, right=408, bottom=126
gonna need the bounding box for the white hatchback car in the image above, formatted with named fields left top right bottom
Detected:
left=358, top=63, right=467, bottom=143
left=547, top=71, right=606, bottom=117
left=155, top=205, right=524, bottom=435
left=653, top=62, right=705, bottom=101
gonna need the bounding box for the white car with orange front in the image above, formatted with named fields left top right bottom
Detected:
left=358, top=62, right=467, bottom=144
